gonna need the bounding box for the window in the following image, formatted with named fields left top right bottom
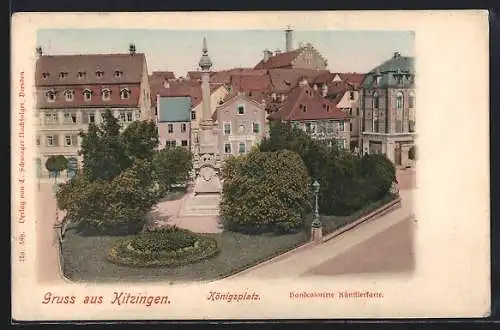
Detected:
left=64, top=135, right=73, bottom=146
left=191, top=111, right=196, bottom=120
left=114, top=71, right=123, bottom=78
left=339, top=121, right=345, bottom=132
left=59, top=72, right=68, bottom=79
left=89, top=113, right=95, bottom=123
left=305, top=122, right=312, bottom=134
left=167, top=123, right=173, bottom=133
left=300, top=104, right=307, bottom=112
left=126, top=112, right=133, bottom=122
left=64, top=90, right=74, bottom=101
left=409, top=92, right=415, bottom=108
left=350, top=122, right=353, bottom=131
left=237, top=105, right=244, bottom=115
left=181, top=123, right=187, bottom=133
left=96, top=70, right=104, bottom=78
left=224, top=123, right=231, bottom=135
left=252, top=122, right=260, bottom=134
left=395, top=120, right=402, bottom=133
left=337, top=139, right=346, bottom=149
left=46, top=90, right=56, bottom=102
left=36, top=136, right=40, bottom=146
left=77, top=71, right=86, bottom=79
left=102, top=89, right=111, bottom=101
left=119, top=112, right=126, bottom=122
left=83, top=89, right=92, bottom=101
left=349, top=108, right=352, bottom=116
left=224, top=143, right=232, bottom=154
left=375, top=76, right=381, bottom=85
left=120, top=88, right=130, bottom=99
left=356, top=108, right=359, bottom=116
left=372, top=92, right=379, bottom=108
left=181, top=140, right=188, bottom=147
left=63, top=112, right=77, bottom=124
left=42, top=72, right=50, bottom=79
left=46, top=135, right=54, bottom=146
left=349, top=91, right=355, bottom=100
left=44, top=113, right=58, bottom=124
left=166, top=140, right=177, bottom=148
left=396, top=92, right=404, bottom=109
left=239, top=142, right=246, bottom=154
left=238, top=124, right=245, bottom=133
left=409, top=120, right=415, bottom=133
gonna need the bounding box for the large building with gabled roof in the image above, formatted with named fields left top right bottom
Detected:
left=34, top=44, right=153, bottom=177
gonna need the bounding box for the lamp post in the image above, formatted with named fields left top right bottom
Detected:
left=311, top=180, right=323, bottom=244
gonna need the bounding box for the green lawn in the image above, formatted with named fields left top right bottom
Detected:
left=62, top=229, right=309, bottom=283
left=61, top=193, right=397, bottom=283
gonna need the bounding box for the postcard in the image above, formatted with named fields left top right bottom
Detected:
left=11, top=10, right=490, bottom=321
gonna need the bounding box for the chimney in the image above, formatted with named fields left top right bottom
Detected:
left=275, top=49, right=281, bottom=56
left=313, top=84, right=318, bottom=91
left=263, top=49, right=271, bottom=62
left=299, top=77, right=308, bottom=87
left=285, top=26, right=293, bottom=52
left=163, top=79, right=170, bottom=89
left=393, top=51, right=401, bottom=59
left=321, top=84, right=328, bottom=97
left=129, top=43, right=136, bottom=55
left=36, top=46, right=43, bottom=57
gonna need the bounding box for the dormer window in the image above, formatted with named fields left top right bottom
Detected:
left=83, top=89, right=92, bottom=101
left=102, top=88, right=112, bottom=101
left=349, top=91, right=355, bottom=100
left=114, top=70, right=123, bottom=78
left=300, top=104, right=307, bottom=112
left=64, top=90, right=74, bottom=101
left=42, top=72, right=50, bottom=79
left=46, top=90, right=56, bottom=102
left=375, top=76, right=381, bottom=85
left=120, top=88, right=130, bottom=99
left=77, top=71, right=86, bottom=79
left=59, top=72, right=68, bottom=79
left=96, top=70, right=104, bottom=78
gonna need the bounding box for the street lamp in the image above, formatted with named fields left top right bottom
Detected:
left=311, top=180, right=321, bottom=228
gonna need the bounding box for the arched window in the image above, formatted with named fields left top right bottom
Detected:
left=409, top=91, right=415, bottom=108
left=46, top=90, right=56, bottom=102
left=120, top=88, right=130, bottom=99
left=101, top=88, right=112, bottom=101
left=396, top=92, right=404, bottom=110
left=372, top=92, right=379, bottom=109
left=83, top=89, right=92, bottom=101
left=64, top=89, right=74, bottom=101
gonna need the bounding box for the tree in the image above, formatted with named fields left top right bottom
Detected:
left=57, top=159, right=158, bottom=235
left=152, top=147, right=193, bottom=195
left=408, top=145, right=417, bottom=161
left=220, top=150, right=312, bottom=235
left=122, top=120, right=159, bottom=161
left=45, top=155, right=68, bottom=177
left=79, top=110, right=131, bottom=182
left=360, top=153, right=396, bottom=201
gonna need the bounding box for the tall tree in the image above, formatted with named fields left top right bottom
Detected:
left=122, top=120, right=159, bottom=161
left=79, top=109, right=130, bottom=182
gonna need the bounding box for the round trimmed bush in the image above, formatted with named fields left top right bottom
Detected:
left=107, top=227, right=218, bottom=267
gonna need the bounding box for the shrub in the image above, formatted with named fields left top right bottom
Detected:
left=360, top=153, right=396, bottom=201
left=220, top=149, right=312, bottom=235
left=152, top=147, right=193, bottom=195
left=107, top=227, right=219, bottom=267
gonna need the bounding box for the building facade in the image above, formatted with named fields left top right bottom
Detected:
left=213, top=93, right=268, bottom=158
left=156, top=96, right=192, bottom=149
left=34, top=44, right=152, bottom=176
left=360, top=52, right=416, bottom=166
left=268, top=81, right=351, bottom=149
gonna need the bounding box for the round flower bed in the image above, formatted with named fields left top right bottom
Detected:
left=107, top=226, right=219, bottom=267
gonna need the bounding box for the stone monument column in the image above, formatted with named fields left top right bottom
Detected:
left=192, top=38, right=222, bottom=195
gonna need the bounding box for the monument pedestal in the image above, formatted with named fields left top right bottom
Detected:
left=180, top=193, right=221, bottom=217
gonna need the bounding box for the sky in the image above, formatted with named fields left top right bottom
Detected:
left=37, top=29, right=415, bottom=77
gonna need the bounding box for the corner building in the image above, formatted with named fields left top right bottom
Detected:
left=360, top=52, right=416, bottom=167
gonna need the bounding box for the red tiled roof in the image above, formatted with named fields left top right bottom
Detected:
left=186, top=71, right=217, bottom=80
left=150, top=71, right=176, bottom=81
left=35, top=53, right=146, bottom=87
left=269, top=84, right=349, bottom=122
left=37, top=85, right=140, bottom=109
left=254, top=49, right=302, bottom=69
left=338, top=73, right=365, bottom=86
left=155, top=80, right=225, bottom=108
left=268, top=68, right=327, bottom=93
left=230, top=74, right=272, bottom=93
